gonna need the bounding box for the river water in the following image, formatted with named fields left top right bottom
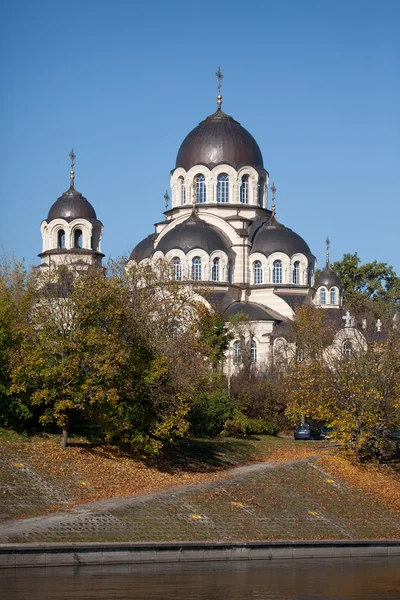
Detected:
left=1, top=557, right=399, bottom=600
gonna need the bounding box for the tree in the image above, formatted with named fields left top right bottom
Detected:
left=194, top=304, right=232, bottom=370
left=284, top=303, right=400, bottom=461
left=332, top=253, right=400, bottom=305
left=10, top=259, right=216, bottom=453
left=0, top=256, right=34, bottom=429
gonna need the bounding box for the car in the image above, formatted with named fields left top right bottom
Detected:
left=294, top=424, right=313, bottom=440
left=320, top=425, right=333, bottom=440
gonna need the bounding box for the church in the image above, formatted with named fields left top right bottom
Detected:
left=38, top=72, right=349, bottom=370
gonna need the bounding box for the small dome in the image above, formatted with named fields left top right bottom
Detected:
left=129, top=233, right=156, bottom=262
left=47, top=186, right=97, bottom=222
left=250, top=215, right=312, bottom=258
left=314, top=265, right=342, bottom=289
left=156, top=213, right=232, bottom=255
left=175, top=108, right=264, bottom=171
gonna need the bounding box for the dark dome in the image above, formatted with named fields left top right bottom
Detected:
left=175, top=108, right=264, bottom=171
left=156, top=213, right=232, bottom=255
left=314, top=265, right=342, bottom=289
left=129, top=233, right=156, bottom=262
left=250, top=215, right=313, bottom=258
left=47, top=185, right=97, bottom=222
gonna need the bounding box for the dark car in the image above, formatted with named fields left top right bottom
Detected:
left=294, top=424, right=313, bottom=440
left=320, top=425, right=333, bottom=440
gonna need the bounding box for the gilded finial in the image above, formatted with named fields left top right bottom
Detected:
left=69, top=148, right=76, bottom=188
left=325, top=236, right=330, bottom=266
left=216, top=66, right=223, bottom=108
left=270, top=182, right=277, bottom=216
left=164, top=190, right=170, bottom=212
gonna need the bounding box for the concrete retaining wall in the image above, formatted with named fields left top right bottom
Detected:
left=1, top=540, right=400, bottom=569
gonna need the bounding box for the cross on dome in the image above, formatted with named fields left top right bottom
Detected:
left=216, top=66, right=223, bottom=108
left=69, top=148, right=76, bottom=187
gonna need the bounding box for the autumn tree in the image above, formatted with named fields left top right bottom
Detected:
left=284, top=303, right=400, bottom=461
left=10, top=259, right=217, bottom=453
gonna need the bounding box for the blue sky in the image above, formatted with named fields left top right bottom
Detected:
left=1, top=0, right=399, bottom=271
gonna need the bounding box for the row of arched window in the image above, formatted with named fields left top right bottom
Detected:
left=58, top=229, right=83, bottom=249
left=172, top=256, right=231, bottom=283
left=319, top=287, right=338, bottom=305
left=253, top=260, right=301, bottom=285
left=233, top=339, right=257, bottom=364
left=178, top=174, right=263, bottom=205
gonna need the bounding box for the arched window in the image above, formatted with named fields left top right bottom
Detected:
left=251, top=339, right=257, bottom=364
left=211, top=257, right=219, bottom=281
left=217, top=174, right=229, bottom=203
left=320, top=288, right=326, bottom=305
left=342, top=340, right=352, bottom=358
left=179, top=177, right=186, bottom=205
left=253, top=260, right=263, bottom=284
left=273, top=260, right=282, bottom=284
left=74, top=229, right=83, bottom=249
left=292, top=261, right=300, bottom=284
left=172, top=257, right=182, bottom=280
left=240, top=175, right=249, bottom=204
left=258, top=177, right=264, bottom=206
left=191, top=256, right=202, bottom=280
left=196, top=174, right=206, bottom=204
left=58, top=229, right=66, bottom=249
left=330, top=288, right=336, bottom=304
left=233, top=341, right=242, bottom=365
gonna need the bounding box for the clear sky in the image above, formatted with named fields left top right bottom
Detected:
left=1, top=0, right=399, bottom=271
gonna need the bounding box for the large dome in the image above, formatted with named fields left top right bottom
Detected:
left=250, top=216, right=313, bottom=258
left=48, top=186, right=97, bottom=222
left=175, top=108, right=264, bottom=171
left=156, top=213, right=232, bottom=255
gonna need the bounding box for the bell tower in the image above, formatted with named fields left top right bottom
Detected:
left=39, top=150, right=104, bottom=271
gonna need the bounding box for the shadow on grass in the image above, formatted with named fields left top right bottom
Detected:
left=66, top=436, right=261, bottom=474
left=153, top=437, right=260, bottom=474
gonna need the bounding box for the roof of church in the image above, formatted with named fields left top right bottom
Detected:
left=314, top=264, right=342, bottom=289
left=155, top=213, right=233, bottom=256
left=250, top=215, right=313, bottom=258
left=47, top=185, right=97, bottom=222
left=224, top=301, right=282, bottom=322
left=129, top=233, right=156, bottom=262
left=175, top=108, right=264, bottom=172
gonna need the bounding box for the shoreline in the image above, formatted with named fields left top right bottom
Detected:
left=1, top=539, right=400, bottom=569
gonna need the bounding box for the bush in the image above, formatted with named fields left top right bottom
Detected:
left=223, top=411, right=278, bottom=437
left=189, top=390, right=233, bottom=437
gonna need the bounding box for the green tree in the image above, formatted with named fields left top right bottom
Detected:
left=332, top=253, right=400, bottom=305
left=0, top=257, right=36, bottom=429
left=10, top=259, right=214, bottom=453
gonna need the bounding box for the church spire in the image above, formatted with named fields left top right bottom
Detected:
left=69, top=148, right=76, bottom=188
left=216, top=66, right=223, bottom=109
left=325, top=236, right=330, bottom=266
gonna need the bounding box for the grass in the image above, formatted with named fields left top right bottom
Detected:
left=0, top=429, right=327, bottom=523
left=1, top=428, right=400, bottom=544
